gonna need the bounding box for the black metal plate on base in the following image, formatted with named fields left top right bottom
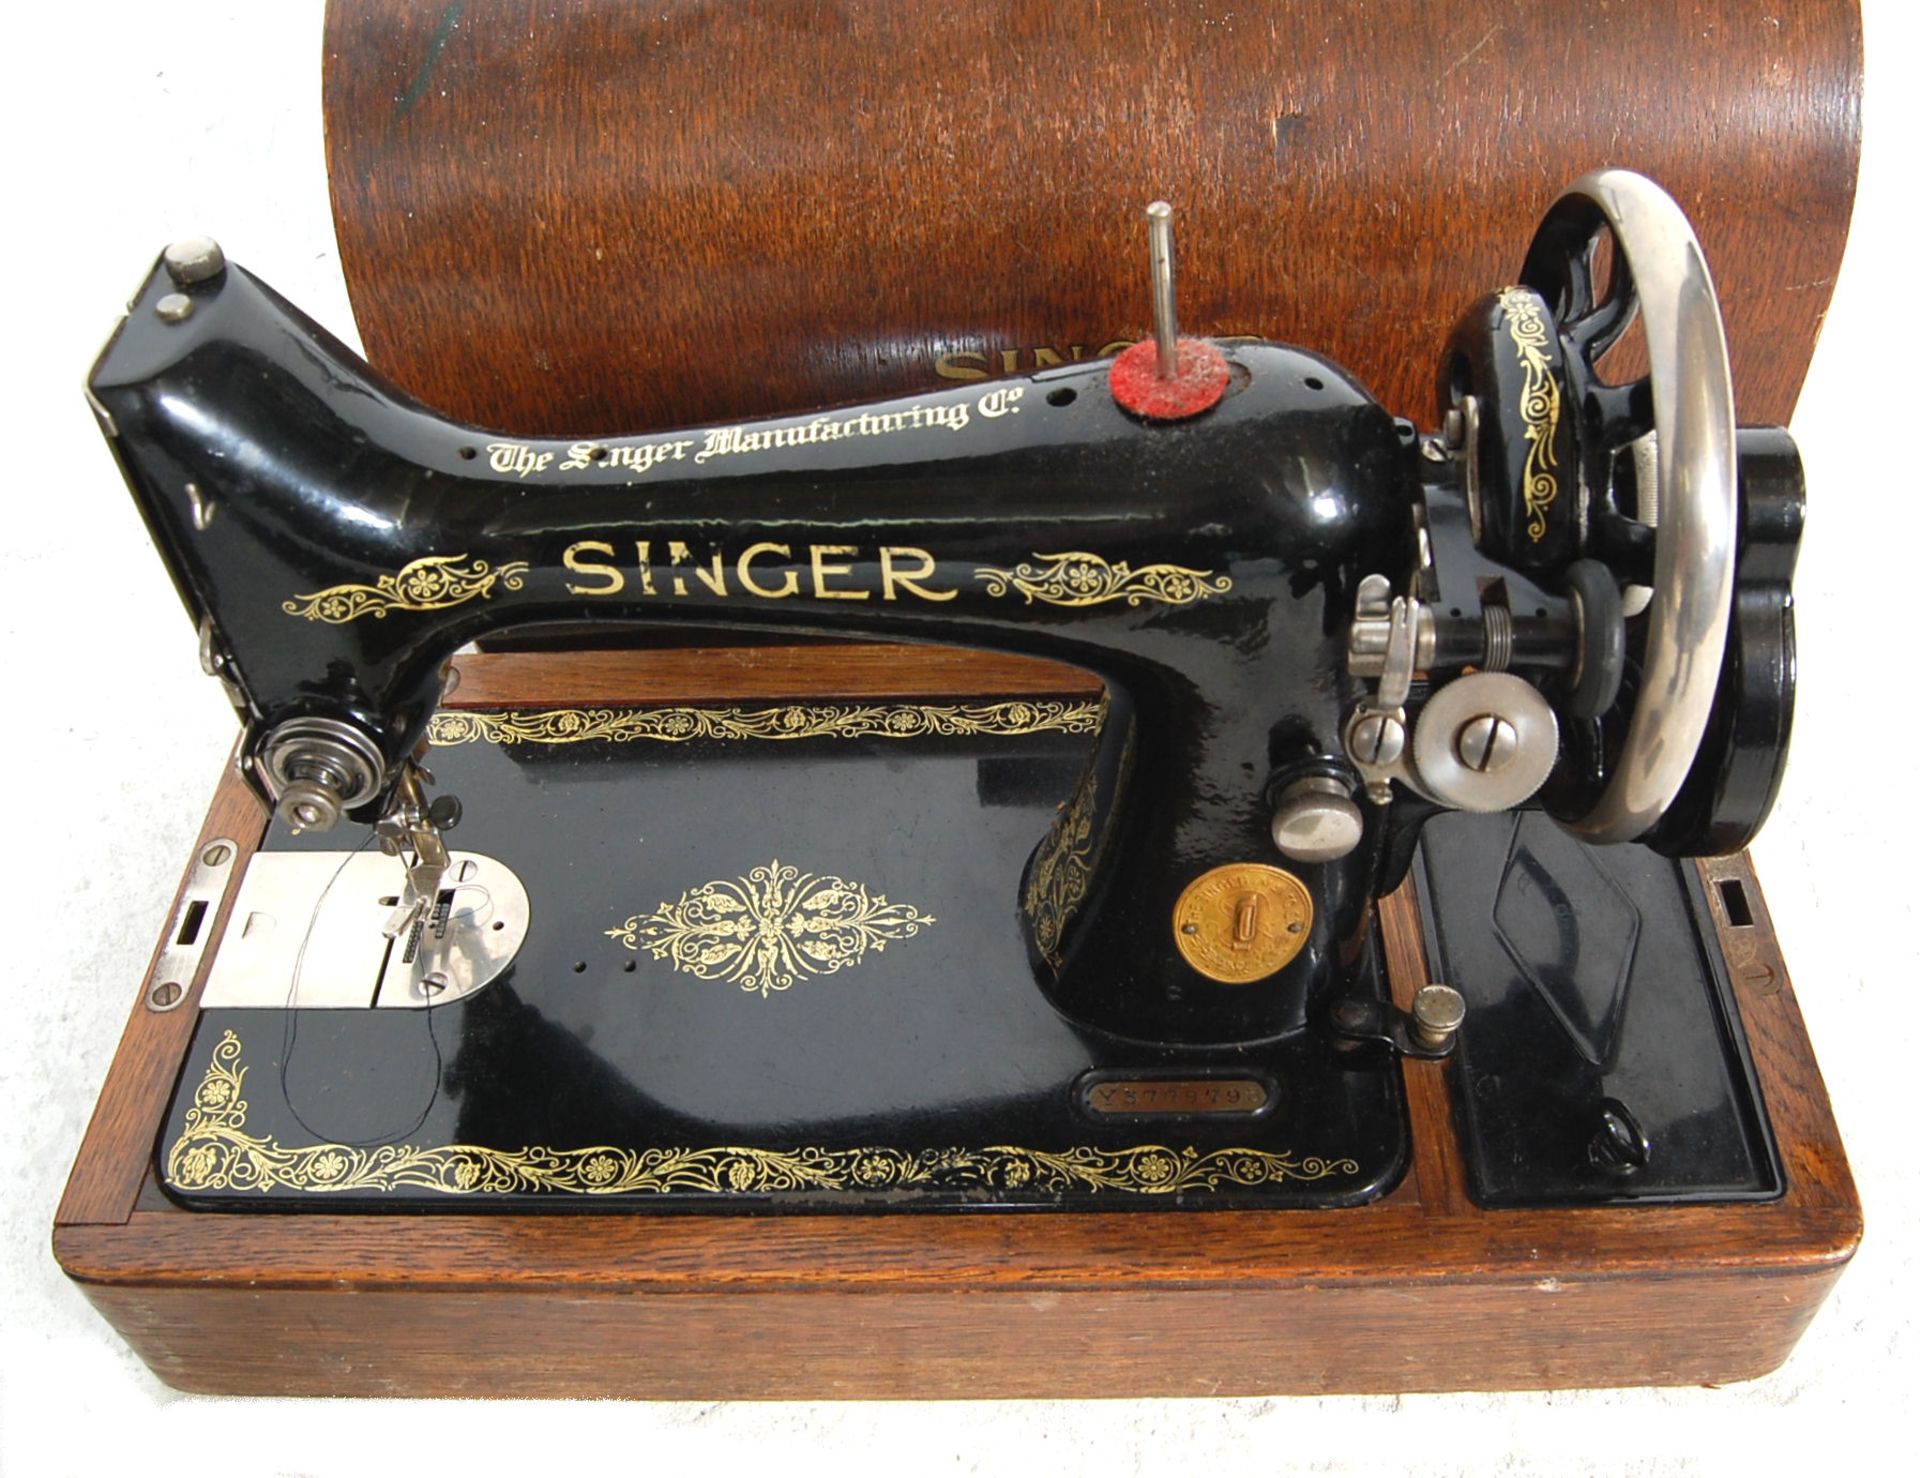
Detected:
left=1415, top=812, right=1781, bottom=1208
left=159, top=699, right=1407, bottom=1213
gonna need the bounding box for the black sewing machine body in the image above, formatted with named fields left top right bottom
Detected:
left=97, top=257, right=1421, bottom=1050
left=89, top=173, right=1801, bottom=1216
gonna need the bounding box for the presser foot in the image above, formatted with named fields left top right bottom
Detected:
left=373, top=762, right=463, bottom=940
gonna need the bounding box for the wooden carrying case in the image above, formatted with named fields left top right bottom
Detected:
left=56, top=0, right=1861, bottom=1396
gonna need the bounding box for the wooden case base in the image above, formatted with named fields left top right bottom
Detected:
left=54, top=649, right=1859, bottom=1398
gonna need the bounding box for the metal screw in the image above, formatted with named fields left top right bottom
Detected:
left=197, top=616, right=224, bottom=676
left=421, top=972, right=449, bottom=997
left=1588, top=1102, right=1650, bottom=1176
left=1350, top=712, right=1406, bottom=767
left=1411, top=983, right=1466, bottom=1049
left=201, top=842, right=232, bottom=867
left=149, top=980, right=184, bottom=1010
left=163, top=236, right=227, bottom=286
left=1455, top=713, right=1518, bottom=773
left=155, top=292, right=194, bottom=323
left=1331, top=998, right=1372, bottom=1033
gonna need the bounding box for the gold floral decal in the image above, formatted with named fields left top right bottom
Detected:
left=974, top=552, right=1231, bottom=608
left=1025, top=762, right=1098, bottom=968
left=165, top=1032, right=1359, bottom=1197
left=1500, top=287, right=1562, bottom=543
left=606, top=860, right=934, bottom=998
left=428, top=698, right=1104, bottom=748
left=282, top=554, right=529, bottom=623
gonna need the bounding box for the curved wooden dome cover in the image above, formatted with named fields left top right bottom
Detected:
left=324, top=1, right=1859, bottom=436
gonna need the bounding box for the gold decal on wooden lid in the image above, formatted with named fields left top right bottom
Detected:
left=1171, top=863, right=1313, bottom=984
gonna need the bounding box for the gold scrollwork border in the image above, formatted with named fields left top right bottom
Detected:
left=427, top=697, right=1105, bottom=747
left=1024, top=763, right=1098, bottom=969
left=975, top=551, right=1231, bottom=608
left=1499, top=288, right=1562, bottom=543
left=165, top=1032, right=1359, bottom=1198
left=283, top=554, right=529, bottom=623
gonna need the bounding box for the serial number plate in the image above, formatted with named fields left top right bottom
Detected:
left=1079, top=1076, right=1274, bottom=1119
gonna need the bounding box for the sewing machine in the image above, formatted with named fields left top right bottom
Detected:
left=58, top=169, right=1854, bottom=1397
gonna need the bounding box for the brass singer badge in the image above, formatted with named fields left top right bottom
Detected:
left=1171, top=863, right=1314, bottom=984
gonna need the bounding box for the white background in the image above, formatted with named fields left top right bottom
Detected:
left=2, top=3, right=1914, bottom=1474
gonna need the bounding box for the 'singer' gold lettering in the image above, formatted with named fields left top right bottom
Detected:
left=551, top=540, right=963, bottom=605
left=880, top=546, right=956, bottom=602
left=810, top=545, right=867, bottom=600
left=737, top=543, right=799, bottom=599
left=563, top=541, right=623, bottom=596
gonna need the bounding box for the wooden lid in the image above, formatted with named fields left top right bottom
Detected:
left=324, top=1, right=1860, bottom=434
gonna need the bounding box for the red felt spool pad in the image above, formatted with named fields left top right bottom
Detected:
left=1108, top=337, right=1231, bottom=420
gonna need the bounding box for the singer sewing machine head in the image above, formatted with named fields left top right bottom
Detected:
left=89, top=169, right=1798, bottom=1058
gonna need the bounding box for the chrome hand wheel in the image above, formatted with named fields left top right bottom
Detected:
left=1520, top=170, right=1739, bottom=844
